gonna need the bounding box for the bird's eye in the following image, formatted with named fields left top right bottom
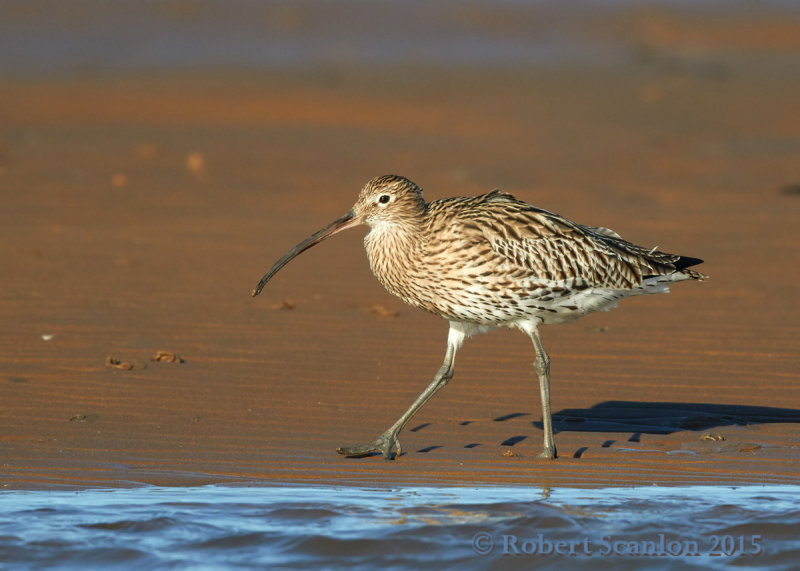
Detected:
left=378, top=194, right=391, bottom=205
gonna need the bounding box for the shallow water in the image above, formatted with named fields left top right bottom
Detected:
left=1, top=484, right=799, bottom=570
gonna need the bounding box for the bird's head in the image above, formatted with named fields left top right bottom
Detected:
left=352, top=174, right=426, bottom=229
left=251, top=175, right=425, bottom=297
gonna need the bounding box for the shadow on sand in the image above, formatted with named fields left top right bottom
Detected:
left=399, top=401, right=800, bottom=457
left=487, top=401, right=800, bottom=456
left=547, top=400, right=800, bottom=434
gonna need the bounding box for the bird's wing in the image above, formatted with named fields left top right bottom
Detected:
left=457, top=193, right=680, bottom=289
left=583, top=226, right=622, bottom=239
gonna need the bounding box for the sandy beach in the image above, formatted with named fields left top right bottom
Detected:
left=1, top=3, right=799, bottom=490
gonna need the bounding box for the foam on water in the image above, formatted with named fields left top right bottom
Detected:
left=1, top=484, right=799, bottom=570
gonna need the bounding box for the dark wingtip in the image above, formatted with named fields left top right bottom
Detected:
left=674, top=256, right=704, bottom=271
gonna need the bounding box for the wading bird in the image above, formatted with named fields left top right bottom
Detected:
left=251, top=175, right=705, bottom=459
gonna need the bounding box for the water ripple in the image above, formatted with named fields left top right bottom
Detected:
left=1, top=485, right=798, bottom=569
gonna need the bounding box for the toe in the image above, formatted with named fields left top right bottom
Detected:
left=336, top=444, right=376, bottom=458
left=536, top=447, right=557, bottom=460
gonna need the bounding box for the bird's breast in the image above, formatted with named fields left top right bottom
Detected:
left=363, top=226, right=423, bottom=302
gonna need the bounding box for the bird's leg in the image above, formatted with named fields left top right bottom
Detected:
left=337, top=323, right=465, bottom=460
left=528, top=328, right=557, bottom=459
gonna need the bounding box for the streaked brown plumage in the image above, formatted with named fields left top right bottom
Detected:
left=252, top=174, right=706, bottom=460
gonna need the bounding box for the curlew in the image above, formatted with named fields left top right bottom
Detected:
left=251, top=175, right=706, bottom=460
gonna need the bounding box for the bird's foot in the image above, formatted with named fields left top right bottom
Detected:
left=336, top=431, right=401, bottom=460
left=537, top=445, right=557, bottom=460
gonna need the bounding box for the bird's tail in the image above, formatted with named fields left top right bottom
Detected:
left=673, top=256, right=708, bottom=281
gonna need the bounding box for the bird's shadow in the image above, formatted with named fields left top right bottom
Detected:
left=545, top=400, right=800, bottom=435
left=476, top=400, right=800, bottom=454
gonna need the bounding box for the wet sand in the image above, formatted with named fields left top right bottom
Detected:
left=2, top=9, right=800, bottom=489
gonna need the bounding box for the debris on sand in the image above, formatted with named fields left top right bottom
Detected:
left=370, top=304, right=399, bottom=319
left=111, top=173, right=129, bottom=188
left=186, top=151, right=207, bottom=180
left=151, top=350, right=184, bottom=363
left=270, top=299, right=295, bottom=310
left=739, top=444, right=762, bottom=453
left=105, top=356, right=133, bottom=370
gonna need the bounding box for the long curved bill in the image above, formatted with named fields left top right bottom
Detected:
left=251, top=210, right=359, bottom=297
